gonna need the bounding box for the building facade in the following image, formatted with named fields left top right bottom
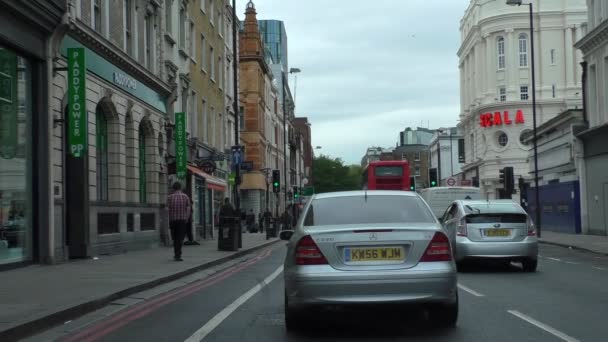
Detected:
left=292, top=117, right=313, bottom=187
left=50, top=0, right=172, bottom=259
left=399, top=127, right=434, bottom=146
left=575, top=0, right=608, bottom=236
left=238, top=1, right=276, bottom=217
left=392, top=145, right=431, bottom=189
left=429, top=127, right=465, bottom=184
left=0, top=0, right=66, bottom=266
left=458, top=0, right=587, bottom=200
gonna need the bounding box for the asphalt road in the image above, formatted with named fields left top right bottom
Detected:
left=30, top=243, right=608, bottom=342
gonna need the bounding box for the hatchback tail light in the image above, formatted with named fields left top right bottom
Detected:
left=420, top=232, right=452, bottom=262
left=457, top=217, right=468, bottom=237
left=527, top=218, right=536, bottom=236
left=295, top=235, right=328, bottom=265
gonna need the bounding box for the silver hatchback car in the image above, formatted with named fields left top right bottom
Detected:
left=440, top=200, right=538, bottom=272
left=281, top=191, right=458, bottom=331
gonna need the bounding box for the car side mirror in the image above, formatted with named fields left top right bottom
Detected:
left=279, top=230, right=294, bottom=241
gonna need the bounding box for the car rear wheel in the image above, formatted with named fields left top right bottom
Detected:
left=284, top=292, right=304, bottom=331
left=428, top=294, right=458, bottom=328
left=522, top=258, right=538, bottom=272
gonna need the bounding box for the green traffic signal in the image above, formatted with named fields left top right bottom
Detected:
left=410, top=186, right=415, bottom=191
left=431, top=181, right=437, bottom=186
left=273, top=182, right=279, bottom=187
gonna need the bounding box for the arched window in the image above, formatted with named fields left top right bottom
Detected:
left=519, top=33, right=528, bottom=67
left=497, top=37, right=505, bottom=70
left=139, top=127, right=147, bottom=203
left=96, top=107, right=109, bottom=201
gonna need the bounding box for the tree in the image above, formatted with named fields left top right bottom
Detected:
left=312, top=155, right=362, bottom=193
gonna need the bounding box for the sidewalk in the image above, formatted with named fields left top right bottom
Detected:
left=539, top=231, right=608, bottom=255
left=0, top=233, right=279, bottom=341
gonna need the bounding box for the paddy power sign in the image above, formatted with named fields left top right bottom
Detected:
left=67, top=48, right=87, bottom=157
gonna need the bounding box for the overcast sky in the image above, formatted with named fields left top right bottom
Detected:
left=237, top=0, right=470, bottom=164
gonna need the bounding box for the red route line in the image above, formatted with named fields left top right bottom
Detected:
left=61, top=246, right=275, bottom=342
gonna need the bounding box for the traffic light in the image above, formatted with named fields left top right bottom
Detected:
left=293, top=186, right=300, bottom=199
left=429, top=168, right=438, bottom=187
left=272, top=170, right=280, bottom=193
left=409, top=177, right=415, bottom=191
left=504, top=166, right=514, bottom=195
left=499, top=167, right=506, bottom=186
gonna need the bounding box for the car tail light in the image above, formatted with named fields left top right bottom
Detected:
left=457, top=217, right=468, bottom=237
left=420, top=232, right=452, bottom=262
left=295, top=235, right=328, bottom=265
left=527, top=218, right=536, bottom=236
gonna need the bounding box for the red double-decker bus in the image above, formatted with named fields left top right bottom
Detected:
left=362, top=160, right=411, bottom=191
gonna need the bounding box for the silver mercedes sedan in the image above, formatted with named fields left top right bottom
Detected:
left=440, top=200, right=538, bottom=272
left=280, top=190, right=458, bottom=331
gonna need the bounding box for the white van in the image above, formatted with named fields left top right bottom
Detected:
left=419, top=187, right=483, bottom=219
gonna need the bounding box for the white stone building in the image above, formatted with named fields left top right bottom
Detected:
left=51, top=0, right=170, bottom=257
left=429, top=127, right=465, bottom=184
left=458, top=0, right=587, bottom=200
left=575, top=0, right=608, bottom=236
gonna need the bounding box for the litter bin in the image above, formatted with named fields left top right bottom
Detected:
left=266, top=218, right=278, bottom=239
left=218, top=217, right=239, bottom=251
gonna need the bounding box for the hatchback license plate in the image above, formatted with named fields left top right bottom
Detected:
left=344, top=247, right=405, bottom=262
left=485, top=229, right=510, bottom=237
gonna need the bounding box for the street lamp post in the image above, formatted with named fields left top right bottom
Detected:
left=507, top=0, right=541, bottom=238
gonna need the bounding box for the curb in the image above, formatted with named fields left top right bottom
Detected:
left=0, top=239, right=282, bottom=342
left=539, top=240, right=608, bottom=256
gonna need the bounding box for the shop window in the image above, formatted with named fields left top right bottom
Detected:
left=97, top=213, right=119, bottom=235
left=96, top=107, right=109, bottom=201
left=127, top=213, right=134, bottom=232
left=0, top=47, right=32, bottom=264
left=140, top=213, right=156, bottom=231
left=139, top=127, right=147, bottom=203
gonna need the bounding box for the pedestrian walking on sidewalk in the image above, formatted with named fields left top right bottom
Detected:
left=167, top=182, right=191, bottom=261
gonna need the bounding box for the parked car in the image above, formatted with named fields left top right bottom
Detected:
left=440, top=200, right=538, bottom=272
left=280, top=190, right=458, bottom=331
left=419, top=187, right=482, bottom=219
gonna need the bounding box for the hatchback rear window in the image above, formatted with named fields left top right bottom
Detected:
left=303, top=195, right=436, bottom=226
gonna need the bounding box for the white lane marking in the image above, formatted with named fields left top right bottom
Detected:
left=457, top=283, right=485, bottom=297
left=547, top=257, right=562, bottom=262
left=508, top=310, right=581, bottom=342
left=593, top=266, right=608, bottom=271
left=184, top=265, right=284, bottom=342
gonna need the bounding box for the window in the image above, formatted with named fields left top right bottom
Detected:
left=470, top=133, right=475, bottom=159
left=239, top=106, right=245, bottom=130
left=519, top=34, right=528, bottom=67
left=499, top=87, right=507, bottom=102
left=375, top=166, right=403, bottom=177
left=210, top=108, right=216, bottom=147
left=218, top=56, right=223, bottom=89
left=218, top=7, right=223, bottom=35
left=144, top=15, right=153, bottom=69
left=303, top=196, right=436, bottom=226
left=139, top=128, right=146, bottom=203
left=200, top=35, right=206, bottom=71
left=165, top=0, right=172, bottom=33
left=414, top=151, right=421, bottom=161
left=190, top=22, right=195, bottom=56
left=124, top=0, right=132, bottom=54
left=210, top=46, right=215, bottom=80
left=189, top=91, right=196, bottom=135
left=520, top=85, right=529, bottom=100
left=96, top=109, right=108, bottom=201
left=93, top=0, right=102, bottom=32
left=209, top=0, right=214, bottom=24
left=552, top=84, right=556, bottom=98
left=179, top=8, right=186, bottom=49
left=201, top=99, right=208, bottom=142
left=201, top=0, right=206, bottom=13
left=498, top=132, right=508, bottom=147
left=415, top=166, right=421, bottom=176
left=550, top=49, right=556, bottom=65
left=497, top=37, right=505, bottom=70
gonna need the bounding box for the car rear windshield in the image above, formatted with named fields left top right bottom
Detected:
left=374, top=166, right=403, bottom=177
left=303, top=195, right=436, bottom=226
left=463, top=203, right=522, bottom=214
left=463, top=203, right=527, bottom=223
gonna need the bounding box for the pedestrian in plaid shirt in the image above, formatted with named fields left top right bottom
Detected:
left=167, top=182, right=191, bottom=261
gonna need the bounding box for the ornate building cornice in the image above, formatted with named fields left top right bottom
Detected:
left=67, top=19, right=172, bottom=97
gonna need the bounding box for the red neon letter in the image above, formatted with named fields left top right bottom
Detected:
left=479, top=114, right=486, bottom=127
left=515, top=109, right=525, bottom=124
left=503, top=111, right=513, bottom=125
left=494, top=112, right=503, bottom=126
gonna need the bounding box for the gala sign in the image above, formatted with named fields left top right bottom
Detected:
left=479, top=110, right=525, bottom=128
